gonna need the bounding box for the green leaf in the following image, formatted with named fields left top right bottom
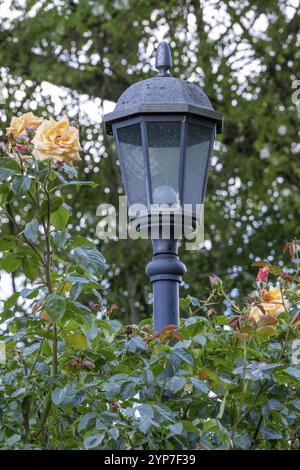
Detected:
left=63, top=180, right=98, bottom=188
left=22, top=256, right=40, bottom=280
left=283, top=367, right=300, bottom=380
left=12, top=175, right=31, bottom=196
left=39, top=196, right=63, bottom=218
left=0, top=235, right=17, bottom=251
left=0, top=157, right=20, bottom=182
left=50, top=204, right=70, bottom=229
left=62, top=164, right=78, bottom=178
left=180, top=297, right=190, bottom=309
left=268, top=265, right=283, bottom=276
left=252, top=261, right=271, bottom=267
left=233, top=433, right=252, bottom=450
left=78, top=413, right=97, bottom=432
left=291, top=399, right=300, bottom=410
left=49, top=170, right=58, bottom=181
left=74, top=245, right=106, bottom=277
left=52, top=385, right=75, bottom=406
left=110, top=428, right=119, bottom=441
left=181, top=420, right=199, bottom=433
left=139, top=415, right=154, bottom=434
left=193, top=334, right=206, bottom=346
left=4, top=292, right=20, bottom=309
left=20, top=287, right=39, bottom=299
left=167, top=423, right=183, bottom=437
left=50, top=196, right=64, bottom=213
left=189, top=296, right=201, bottom=307
left=72, top=236, right=94, bottom=248
left=23, top=343, right=40, bottom=356
left=70, top=282, right=82, bottom=301
left=23, top=218, right=39, bottom=244
left=256, top=325, right=277, bottom=338
left=215, top=316, right=230, bottom=325
left=165, top=376, right=186, bottom=394
left=261, top=426, right=283, bottom=440
left=137, top=404, right=154, bottom=419
left=190, top=378, right=209, bottom=394
left=5, top=434, right=21, bottom=447
left=217, top=391, right=228, bottom=419
left=45, top=293, right=66, bottom=321
left=83, top=432, right=105, bottom=449
left=67, top=332, right=88, bottom=350
left=52, top=229, right=69, bottom=250
left=0, top=257, right=20, bottom=272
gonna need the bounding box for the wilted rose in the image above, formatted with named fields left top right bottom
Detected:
left=91, top=303, right=101, bottom=312
left=124, top=325, right=134, bottom=335
left=40, top=310, right=52, bottom=323
left=67, top=357, right=95, bottom=370
left=283, top=240, right=300, bottom=258
left=32, top=116, right=81, bottom=165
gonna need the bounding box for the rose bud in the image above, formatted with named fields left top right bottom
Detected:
left=109, top=402, right=120, bottom=411
left=124, top=324, right=138, bottom=335
left=15, top=144, right=30, bottom=154
left=209, top=273, right=222, bottom=288
left=91, top=303, right=101, bottom=312
left=256, top=267, right=269, bottom=283
left=207, top=308, right=217, bottom=319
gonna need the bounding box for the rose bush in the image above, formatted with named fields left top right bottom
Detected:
left=0, top=114, right=300, bottom=450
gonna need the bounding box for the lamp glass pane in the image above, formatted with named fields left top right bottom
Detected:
left=147, top=121, right=181, bottom=205
left=117, top=124, right=147, bottom=206
left=183, top=123, right=214, bottom=205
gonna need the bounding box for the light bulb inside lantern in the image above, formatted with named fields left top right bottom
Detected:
left=152, top=185, right=179, bottom=205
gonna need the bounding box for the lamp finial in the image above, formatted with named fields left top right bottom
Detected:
left=155, top=41, right=172, bottom=77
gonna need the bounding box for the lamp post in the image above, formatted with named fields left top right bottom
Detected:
left=104, top=41, right=223, bottom=336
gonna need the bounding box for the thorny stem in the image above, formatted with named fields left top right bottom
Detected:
left=28, top=323, right=52, bottom=377
left=277, top=283, right=291, bottom=361
left=2, top=207, right=46, bottom=268
left=191, top=290, right=218, bottom=315
left=242, top=339, right=248, bottom=393
left=235, top=380, right=268, bottom=430
left=221, top=287, right=242, bottom=315
left=35, top=162, right=58, bottom=440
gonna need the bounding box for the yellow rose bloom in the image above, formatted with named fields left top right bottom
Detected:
left=32, top=116, right=81, bottom=165
left=6, top=112, right=43, bottom=141
left=249, top=286, right=289, bottom=323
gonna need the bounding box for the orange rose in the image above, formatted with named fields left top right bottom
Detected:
left=32, top=116, right=81, bottom=165
left=6, top=112, right=43, bottom=143
left=249, top=286, right=289, bottom=323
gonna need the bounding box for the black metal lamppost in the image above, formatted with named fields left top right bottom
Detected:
left=104, top=41, right=223, bottom=334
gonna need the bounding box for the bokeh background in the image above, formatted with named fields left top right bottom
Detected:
left=0, top=0, right=299, bottom=323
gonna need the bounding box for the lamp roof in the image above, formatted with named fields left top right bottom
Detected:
left=104, top=42, right=223, bottom=134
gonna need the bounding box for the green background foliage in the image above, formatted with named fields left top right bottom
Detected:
left=0, top=0, right=299, bottom=321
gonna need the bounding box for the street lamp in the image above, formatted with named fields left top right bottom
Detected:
left=104, top=41, right=223, bottom=334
